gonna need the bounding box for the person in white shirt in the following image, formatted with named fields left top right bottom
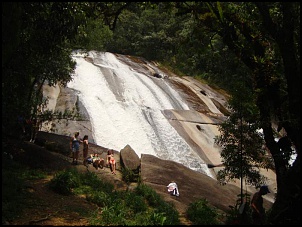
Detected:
left=167, top=181, right=179, bottom=197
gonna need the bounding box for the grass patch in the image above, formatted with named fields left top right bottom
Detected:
left=2, top=153, right=47, bottom=224
left=186, top=198, right=222, bottom=225
left=49, top=168, right=180, bottom=225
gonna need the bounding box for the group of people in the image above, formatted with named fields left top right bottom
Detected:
left=70, top=131, right=116, bottom=174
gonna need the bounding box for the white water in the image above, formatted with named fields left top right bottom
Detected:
left=68, top=51, right=213, bottom=177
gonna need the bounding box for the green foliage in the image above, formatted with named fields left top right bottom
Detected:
left=48, top=168, right=81, bottom=195
left=186, top=198, right=221, bottom=225
left=149, top=211, right=167, bottom=225
left=135, top=183, right=162, bottom=206
left=2, top=2, right=86, bottom=137
left=86, top=181, right=180, bottom=225
left=124, top=192, right=148, bottom=213
left=2, top=157, right=28, bottom=223
left=2, top=189, right=28, bottom=223
left=46, top=167, right=179, bottom=225
left=73, top=171, right=114, bottom=196
left=88, top=191, right=113, bottom=208
left=134, top=183, right=180, bottom=225
left=224, top=193, right=253, bottom=225
left=21, top=169, right=47, bottom=180
left=80, top=171, right=114, bottom=193
left=153, top=202, right=180, bottom=225
left=214, top=83, right=272, bottom=187
left=106, top=3, right=187, bottom=62
left=74, top=18, right=113, bottom=51
left=121, top=166, right=139, bottom=184
left=2, top=153, right=48, bottom=224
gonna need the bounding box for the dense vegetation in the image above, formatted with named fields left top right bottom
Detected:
left=2, top=2, right=300, bottom=224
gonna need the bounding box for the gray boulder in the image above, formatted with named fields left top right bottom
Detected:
left=120, top=144, right=141, bottom=173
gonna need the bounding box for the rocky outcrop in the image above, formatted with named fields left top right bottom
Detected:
left=32, top=131, right=273, bottom=219
left=116, top=147, right=274, bottom=216
left=41, top=85, right=95, bottom=143
left=120, top=144, right=140, bottom=173
left=140, top=154, right=241, bottom=214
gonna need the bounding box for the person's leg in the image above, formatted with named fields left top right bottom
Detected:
left=106, top=156, right=110, bottom=168
left=99, top=159, right=105, bottom=169
left=173, top=188, right=179, bottom=196
left=96, top=160, right=100, bottom=170
left=75, top=150, right=79, bottom=164
left=30, top=127, right=34, bottom=142
left=111, top=161, right=116, bottom=174
left=72, top=149, right=76, bottom=163
left=83, top=150, right=88, bottom=165
left=93, top=161, right=97, bottom=169
left=109, top=160, right=113, bottom=172
left=32, top=127, right=38, bottom=143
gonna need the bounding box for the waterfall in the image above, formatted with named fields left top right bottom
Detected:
left=68, top=51, right=215, bottom=178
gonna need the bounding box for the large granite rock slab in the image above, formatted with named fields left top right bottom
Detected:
left=140, top=154, right=273, bottom=215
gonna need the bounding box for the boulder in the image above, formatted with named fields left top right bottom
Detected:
left=120, top=144, right=140, bottom=173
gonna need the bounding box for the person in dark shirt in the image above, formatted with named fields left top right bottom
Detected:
left=251, top=185, right=270, bottom=225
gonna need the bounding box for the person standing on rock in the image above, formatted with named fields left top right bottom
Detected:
left=82, top=135, right=89, bottom=166
left=70, top=131, right=81, bottom=165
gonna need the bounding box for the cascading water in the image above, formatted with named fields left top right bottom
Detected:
left=68, top=51, right=214, bottom=178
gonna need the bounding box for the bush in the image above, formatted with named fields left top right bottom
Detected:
left=134, top=183, right=180, bottom=225
left=2, top=154, right=48, bottom=224
left=48, top=168, right=81, bottom=195
left=2, top=159, right=28, bottom=223
left=124, top=192, right=147, bottom=213
left=121, top=167, right=139, bottom=184
left=80, top=171, right=114, bottom=193
left=186, top=198, right=221, bottom=225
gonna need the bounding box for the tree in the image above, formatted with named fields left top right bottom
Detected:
left=215, top=82, right=274, bottom=206
left=2, top=2, right=130, bottom=137
left=215, top=83, right=272, bottom=182
left=2, top=2, right=87, bottom=136
left=177, top=2, right=300, bottom=224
